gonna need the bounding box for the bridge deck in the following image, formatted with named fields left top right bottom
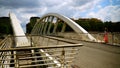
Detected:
left=33, top=35, right=120, bottom=68
left=68, top=39, right=120, bottom=68
left=0, top=35, right=120, bottom=68
left=66, top=37, right=120, bottom=68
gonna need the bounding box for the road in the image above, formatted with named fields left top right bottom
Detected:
left=72, top=41, right=120, bottom=68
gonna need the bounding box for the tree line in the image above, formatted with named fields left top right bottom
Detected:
left=0, top=17, right=13, bottom=38
left=26, top=17, right=120, bottom=33
left=73, top=18, right=120, bottom=32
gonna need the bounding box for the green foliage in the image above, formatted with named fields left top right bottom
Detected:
left=26, top=23, right=33, bottom=33
left=104, top=21, right=120, bottom=32
left=74, top=18, right=120, bottom=32
left=75, top=18, right=114, bottom=32
left=26, top=17, right=120, bottom=33
left=50, top=23, right=54, bottom=33
left=0, top=17, right=13, bottom=34
left=75, top=20, right=91, bottom=31
left=57, top=21, right=63, bottom=32
left=65, top=24, right=74, bottom=32
left=26, top=17, right=40, bottom=33
left=116, top=22, right=120, bottom=32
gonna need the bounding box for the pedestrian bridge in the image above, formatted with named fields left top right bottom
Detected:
left=0, top=13, right=101, bottom=68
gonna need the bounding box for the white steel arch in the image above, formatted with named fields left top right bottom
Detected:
left=32, top=13, right=96, bottom=41
left=9, top=13, right=30, bottom=47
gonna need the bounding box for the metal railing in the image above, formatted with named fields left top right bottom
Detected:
left=56, top=32, right=120, bottom=46
left=0, top=35, right=83, bottom=68
left=0, top=44, right=82, bottom=68
left=0, top=35, right=12, bottom=50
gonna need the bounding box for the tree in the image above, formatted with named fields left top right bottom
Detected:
left=26, top=17, right=40, bottom=33
left=0, top=17, right=13, bottom=34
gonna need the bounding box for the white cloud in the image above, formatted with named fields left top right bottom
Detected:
left=0, top=0, right=120, bottom=32
left=97, top=5, right=102, bottom=9
left=87, top=5, right=120, bottom=22
left=71, top=0, right=101, bottom=12
left=0, top=0, right=102, bottom=21
left=0, top=7, right=11, bottom=16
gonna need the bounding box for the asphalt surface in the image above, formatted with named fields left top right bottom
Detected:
left=72, top=41, right=120, bottom=68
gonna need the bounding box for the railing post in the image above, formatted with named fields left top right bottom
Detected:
left=1, top=62, right=4, bottom=68
left=30, top=35, right=33, bottom=47
left=61, top=48, right=65, bottom=68
left=12, top=35, right=16, bottom=48
left=13, top=51, right=18, bottom=68
left=112, top=33, right=114, bottom=45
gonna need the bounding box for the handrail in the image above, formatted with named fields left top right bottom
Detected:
left=0, top=44, right=82, bottom=52
left=0, top=44, right=82, bottom=68
left=0, top=35, right=83, bottom=68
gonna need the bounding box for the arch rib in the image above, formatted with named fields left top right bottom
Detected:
left=32, top=13, right=96, bottom=41
left=9, top=13, right=30, bottom=47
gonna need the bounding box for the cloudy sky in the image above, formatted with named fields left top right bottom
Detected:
left=0, top=0, right=120, bottom=32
